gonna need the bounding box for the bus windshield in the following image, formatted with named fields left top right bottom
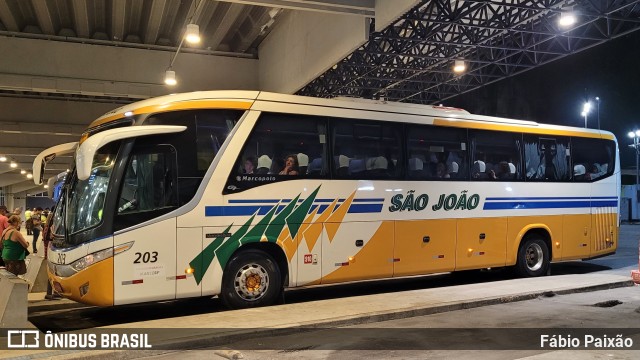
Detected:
left=66, top=141, right=120, bottom=236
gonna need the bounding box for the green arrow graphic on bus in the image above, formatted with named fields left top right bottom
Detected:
left=189, top=224, right=232, bottom=285
left=189, top=185, right=322, bottom=284
left=286, top=186, right=320, bottom=238
left=263, top=194, right=301, bottom=242
left=214, top=214, right=256, bottom=269
left=239, top=203, right=279, bottom=247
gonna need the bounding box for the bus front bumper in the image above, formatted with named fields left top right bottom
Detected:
left=48, top=257, right=114, bottom=306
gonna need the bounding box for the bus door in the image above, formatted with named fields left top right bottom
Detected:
left=113, top=144, right=181, bottom=304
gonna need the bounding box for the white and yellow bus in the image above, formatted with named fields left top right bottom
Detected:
left=33, top=91, right=619, bottom=308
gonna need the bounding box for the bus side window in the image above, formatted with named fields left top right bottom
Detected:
left=224, top=113, right=328, bottom=193
left=331, top=119, right=402, bottom=180
left=406, top=124, right=467, bottom=180
left=571, top=137, right=615, bottom=182
left=118, top=145, right=178, bottom=215
left=524, top=135, right=571, bottom=181
left=469, top=130, right=522, bottom=181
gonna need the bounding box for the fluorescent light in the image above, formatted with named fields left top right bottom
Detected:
left=185, top=24, right=200, bottom=44
left=0, top=156, right=6, bottom=162
left=558, top=12, right=576, bottom=27
left=453, top=60, right=466, bottom=73
left=27, top=173, right=33, bottom=179
left=10, top=162, right=17, bottom=168
left=164, top=70, right=177, bottom=86
left=20, top=169, right=26, bottom=174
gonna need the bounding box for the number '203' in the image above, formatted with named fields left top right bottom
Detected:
left=133, top=252, right=158, bottom=263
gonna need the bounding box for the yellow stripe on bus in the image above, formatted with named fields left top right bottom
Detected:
left=89, top=100, right=253, bottom=129
left=433, top=119, right=614, bottom=140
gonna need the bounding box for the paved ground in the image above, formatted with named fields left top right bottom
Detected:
left=145, top=286, right=640, bottom=360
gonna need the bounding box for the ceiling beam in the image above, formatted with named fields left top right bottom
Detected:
left=111, top=0, right=126, bottom=41
left=30, top=0, right=56, bottom=35
left=71, top=0, right=90, bottom=38
left=144, top=0, right=167, bottom=44
left=0, top=0, right=19, bottom=31
left=206, top=3, right=246, bottom=51
left=215, top=0, right=374, bottom=16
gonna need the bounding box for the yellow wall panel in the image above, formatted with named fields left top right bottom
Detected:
left=322, top=221, right=394, bottom=284
left=394, top=219, right=456, bottom=276
left=456, top=218, right=507, bottom=270
left=562, top=214, right=591, bottom=260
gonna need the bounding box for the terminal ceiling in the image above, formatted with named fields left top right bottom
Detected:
left=0, top=0, right=639, bottom=194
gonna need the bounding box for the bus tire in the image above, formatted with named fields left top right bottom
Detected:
left=220, top=249, right=282, bottom=309
left=515, top=235, right=550, bottom=277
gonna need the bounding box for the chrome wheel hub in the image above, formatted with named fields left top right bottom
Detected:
left=525, top=243, right=544, bottom=271
left=234, top=263, right=269, bottom=301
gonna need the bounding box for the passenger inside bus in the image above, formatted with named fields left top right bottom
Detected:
left=244, top=156, right=257, bottom=174
left=436, top=162, right=449, bottom=178
left=279, top=155, right=299, bottom=175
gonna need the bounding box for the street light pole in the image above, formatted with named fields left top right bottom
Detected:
left=595, top=97, right=600, bottom=130
left=629, top=130, right=640, bottom=186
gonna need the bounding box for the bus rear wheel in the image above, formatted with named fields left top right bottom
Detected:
left=220, top=249, right=282, bottom=309
left=515, top=235, right=550, bottom=277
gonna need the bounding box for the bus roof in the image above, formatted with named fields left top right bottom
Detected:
left=88, top=90, right=616, bottom=141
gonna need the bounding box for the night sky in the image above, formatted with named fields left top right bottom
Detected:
left=446, top=29, right=640, bottom=170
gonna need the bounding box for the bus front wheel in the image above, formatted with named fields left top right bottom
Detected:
left=220, top=249, right=282, bottom=309
left=515, top=235, right=550, bottom=277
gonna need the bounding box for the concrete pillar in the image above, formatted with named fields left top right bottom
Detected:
left=259, top=11, right=369, bottom=93
left=0, top=269, right=30, bottom=328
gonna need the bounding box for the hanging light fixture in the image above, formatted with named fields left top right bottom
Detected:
left=164, top=69, right=177, bottom=86
left=185, top=24, right=201, bottom=44
left=453, top=59, right=466, bottom=73
left=558, top=11, right=576, bottom=27
left=161, top=0, right=206, bottom=86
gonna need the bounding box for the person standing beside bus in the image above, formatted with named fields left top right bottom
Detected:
left=0, top=205, right=9, bottom=268
left=42, top=209, right=61, bottom=299
left=24, top=208, right=32, bottom=235
left=1, top=215, right=30, bottom=276
left=31, top=207, right=43, bottom=254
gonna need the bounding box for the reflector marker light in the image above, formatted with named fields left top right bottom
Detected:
left=122, top=279, right=144, bottom=285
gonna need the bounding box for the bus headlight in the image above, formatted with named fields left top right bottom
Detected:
left=71, top=248, right=114, bottom=272
left=52, top=242, right=133, bottom=277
